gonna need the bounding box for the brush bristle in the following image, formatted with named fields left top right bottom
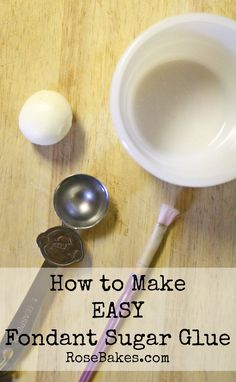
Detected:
left=157, top=204, right=179, bottom=226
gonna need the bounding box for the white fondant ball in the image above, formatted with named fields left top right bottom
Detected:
left=19, top=90, right=73, bottom=145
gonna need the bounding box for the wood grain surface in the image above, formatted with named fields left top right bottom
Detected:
left=0, top=0, right=236, bottom=381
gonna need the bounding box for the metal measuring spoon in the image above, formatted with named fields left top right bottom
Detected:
left=54, top=173, right=109, bottom=229
left=37, top=173, right=109, bottom=265
left=0, top=174, right=109, bottom=372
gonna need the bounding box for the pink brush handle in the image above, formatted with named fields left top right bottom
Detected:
left=79, top=218, right=174, bottom=382
left=79, top=275, right=136, bottom=382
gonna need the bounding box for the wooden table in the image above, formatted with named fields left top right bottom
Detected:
left=1, top=0, right=235, bottom=381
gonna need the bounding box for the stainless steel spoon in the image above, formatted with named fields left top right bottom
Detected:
left=38, top=174, right=109, bottom=265
left=54, top=173, right=109, bottom=230
left=0, top=174, right=109, bottom=372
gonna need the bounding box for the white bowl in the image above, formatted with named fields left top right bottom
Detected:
left=110, top=14, right=236, bottom=187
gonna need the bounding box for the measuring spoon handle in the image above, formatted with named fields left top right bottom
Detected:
left=0, top=261, right=55, bottom=372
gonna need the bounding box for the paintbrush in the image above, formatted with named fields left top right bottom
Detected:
left=79, top=204, right=179, bottom=382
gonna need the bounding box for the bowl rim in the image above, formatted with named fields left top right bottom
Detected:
left=110, top=13, right=236, bottom=187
